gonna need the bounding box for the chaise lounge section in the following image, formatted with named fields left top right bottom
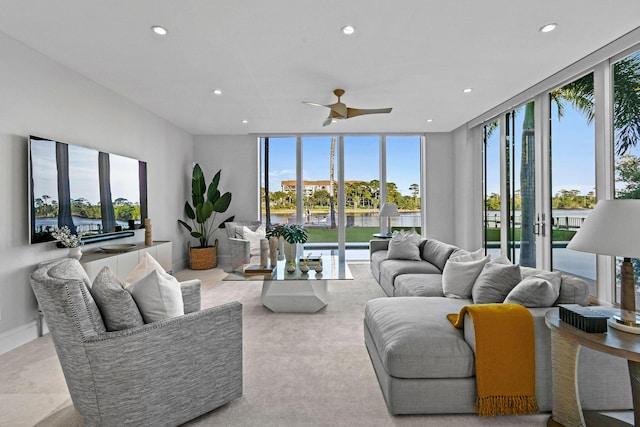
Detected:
left=365, top=237, right=632, bottom=415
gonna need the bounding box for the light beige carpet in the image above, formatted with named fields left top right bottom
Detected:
left=1, top=263, right=553, bottom=426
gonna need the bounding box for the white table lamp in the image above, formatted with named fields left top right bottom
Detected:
left=379, top=202, right=400, bottom=237
left=567, top=199, right=640, bottom=333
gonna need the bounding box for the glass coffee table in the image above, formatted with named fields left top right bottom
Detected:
left=261, top=255, right=352, bottom=313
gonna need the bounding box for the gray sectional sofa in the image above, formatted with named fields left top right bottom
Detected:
left=365, top=237, right=632, bottom=415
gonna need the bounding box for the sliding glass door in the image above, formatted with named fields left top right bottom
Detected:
left=549, top=73, right=597, bottom=294
left=613, top=50, right=640, bottom=305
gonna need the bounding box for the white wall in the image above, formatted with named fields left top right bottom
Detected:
left=423, top=133, right=456, bottom=243
left=452, top=125, right=483, bottom=251
left=193, top=135, right=260, bottom=265
left=0, top=32, right=195, bottom=353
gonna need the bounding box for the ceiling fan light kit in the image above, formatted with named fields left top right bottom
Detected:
left=303, top=89, right=392, bottom=126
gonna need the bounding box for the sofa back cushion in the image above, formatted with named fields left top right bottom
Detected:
left=471, top=262, right=522, bottom=304
left=420, top=239, right=458, bottom=271
left=387, top=230, right=421, bottom=260
left=520, top=266, right=590, bottom=306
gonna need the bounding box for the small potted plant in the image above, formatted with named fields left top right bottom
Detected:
left=287, top=260, right=296, bottom=273
left=51, top=226, right=83, bottom=260
left=266, top=224, right=308, bottom=262
left=315, top=256, right=323, bottom=273
left=300, top=257, right=310, bottom=274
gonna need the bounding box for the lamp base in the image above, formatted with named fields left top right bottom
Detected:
left=608, top=315, right=640, bottom=334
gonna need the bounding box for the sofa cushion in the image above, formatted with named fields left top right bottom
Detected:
left=520, top=267, right=590, bottom=306
left=90, top=266, right=144, bottom=331
left=421, top=239, right=458, bottom=271
left=442, top=249, right=490, bottom=299
left=472, top=262, right=522, bottom=304
left=379, top=259, right=441, bottom=297
left=394, top=274, right=444, bottom=297
left=239, top=225, right=266, bottom=256
left=504, top=275, right=559, bottom=307
left=557, top=273, right=590, bottom=306
left=365, top=297, right=474, bottom=379
left=125, top=253, right=184, bottom=323
left=387, top=230, right=421, bottom=260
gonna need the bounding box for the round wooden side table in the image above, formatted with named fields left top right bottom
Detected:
left=546, top=309, right=640, bottom=427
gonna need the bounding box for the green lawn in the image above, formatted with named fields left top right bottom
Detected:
left=306, top=226, right=421, bottom=243
left=485, top=228, right=575, bottom=242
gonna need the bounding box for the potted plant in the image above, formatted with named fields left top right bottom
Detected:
left=266, top=224, right=308, bottom=262
left=178, top=164, right=233, bottom=269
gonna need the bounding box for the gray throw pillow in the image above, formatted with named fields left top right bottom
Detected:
left=421, top=239, right=457, bottom=271
left=387, top=230, right=421, bottom=260
left=472, top=262, right=522, bottom=304
left=504, top=276, right=559, bottom=307
left=91, top=266, right=144, bottom=331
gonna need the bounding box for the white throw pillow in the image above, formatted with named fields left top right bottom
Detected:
left=387, top=230, right=421, bottom=260
left=241, top=225, right=266, bottom=256
left=124, top=253, right=184, bottom=323
left=442, top=249, right=490, bottom=298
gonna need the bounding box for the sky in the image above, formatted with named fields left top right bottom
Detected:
left=31, top=138, right=141, bottom=205
left=262, top=136, right=421, bottom=195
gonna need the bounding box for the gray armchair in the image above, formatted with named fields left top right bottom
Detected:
left=30, top=258, right=242, bottom=427
left=225, top=220, right=262, bottom=272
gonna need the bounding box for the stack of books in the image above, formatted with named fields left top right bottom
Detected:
left=243, top=265, right=276, bottom=276
left=558, top=304, right=610, bottom=333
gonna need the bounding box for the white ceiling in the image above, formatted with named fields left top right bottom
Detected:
left=1, top=1, right=639, bottom=135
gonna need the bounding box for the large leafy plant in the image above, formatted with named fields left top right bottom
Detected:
left=266, top=224, right=308, bottom=244
left=178, top=164, right=233, bottom=247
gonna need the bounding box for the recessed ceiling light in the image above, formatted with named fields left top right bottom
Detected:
left=332, top=119, right=338, bottom=123
left=426, top=119, right=433, bottom=123
left=463, top=88, right=473, bottom=93
left=342, top=25, right=355, bottom=35
left=212, top=89, right=222, bottom=95
left=241, top=119, right=249, bottom=124
left=151, top=25, right=168, bottom=36
left=539, top=23, right=557, bottom=33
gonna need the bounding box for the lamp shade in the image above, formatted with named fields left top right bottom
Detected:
left=567, top=199, right=640, bottom=258
left=379, top=202, right=400, bottom=218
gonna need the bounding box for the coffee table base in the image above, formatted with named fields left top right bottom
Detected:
left=261, top=280, right=328, bottom=313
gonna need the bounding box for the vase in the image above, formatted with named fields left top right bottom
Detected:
left=277, top=237, right=285, bottom=260
left=315, top=263, right=323, bottom=273
left=282, top=241, right=298, bottom=262
left=67, top=246, right=82, bottom=260
left=300, top=264, right=309, bottom=274
left=286, top=263, right=296, bottom=273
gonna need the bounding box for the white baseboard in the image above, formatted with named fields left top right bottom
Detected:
left=0, top=320, right=47, bottom=355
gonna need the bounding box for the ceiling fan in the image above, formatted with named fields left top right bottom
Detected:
left=302, top=89, right=392, bottom=126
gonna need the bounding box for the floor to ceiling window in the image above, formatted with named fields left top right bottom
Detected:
left=613, top=50, right=640, bottom=305
left=483, top=120, right=501, bottom=258
left=385, top=136, right=422, bottom=233
left=260, top=135, right=423, bottom=259
left=549, top=73, right=596, bottom=294
left=260, top=137, right=297, bottom=226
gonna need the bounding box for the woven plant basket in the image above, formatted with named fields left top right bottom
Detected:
left=189, top=239, right=218, bottom=270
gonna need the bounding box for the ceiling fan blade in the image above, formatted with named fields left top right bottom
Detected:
left=322, top=116, right=333, bottom=126
left=346, top=107, right=392, bottom=118
left=301, top=101, right=330, bottom=108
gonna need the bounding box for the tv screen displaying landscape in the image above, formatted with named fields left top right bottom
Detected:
left=29, top=135, right=148, bottom=244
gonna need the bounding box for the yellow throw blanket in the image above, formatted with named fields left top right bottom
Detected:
left=447, top=303, right=538, bottom=417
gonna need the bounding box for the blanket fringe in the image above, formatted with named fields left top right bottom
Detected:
left=477, top=395, right=539, bottom=417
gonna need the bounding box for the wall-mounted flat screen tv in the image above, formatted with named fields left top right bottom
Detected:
left=29, top=135, right=148, bottom=244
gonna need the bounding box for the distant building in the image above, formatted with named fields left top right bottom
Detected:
left=281, top=180, right=333, bottom=197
